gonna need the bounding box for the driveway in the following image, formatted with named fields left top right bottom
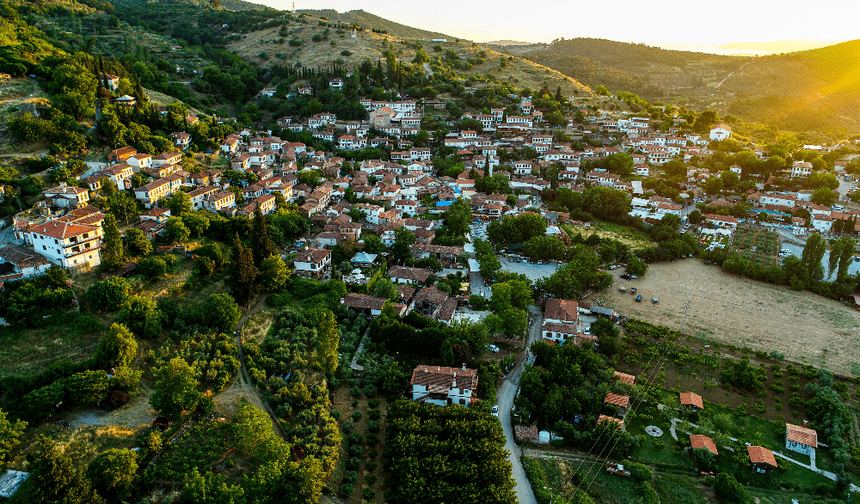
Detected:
left=496, top=305, right=543, bottom=504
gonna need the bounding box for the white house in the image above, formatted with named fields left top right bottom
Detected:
left=709, top=123, right=732, bottom=141
left=791, top=161, right=813, bottom=178
left=24, top=220, right=102, bottom=269
left=410, top=365, right=477, bottom=407
left=785, top=423, right=817, bottom=456
left=0, top=245, right=51, bottom=281
left=294, top=248, right=332, bottom=279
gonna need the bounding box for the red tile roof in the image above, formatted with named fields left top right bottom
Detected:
left=614, top=371, right=636, bottom=386
left=786, top=423, right=818, bottom=448
left=747, top=446, right=777, bottom=468
left=604, top=393, right=630, bottom=409
left=680, top=392, right=704, bottom=410
left=598, top=414, right=624, bottom=427
left=690, top=434, right=718, bottom=456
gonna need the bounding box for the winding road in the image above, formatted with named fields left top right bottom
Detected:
left=496, top=305, right=543, bottom=504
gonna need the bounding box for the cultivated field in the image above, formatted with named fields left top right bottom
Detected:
left=603, top=260, right=860, bottom=375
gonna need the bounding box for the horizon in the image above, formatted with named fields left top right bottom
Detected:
left=251, top=0, right=857, bottom=49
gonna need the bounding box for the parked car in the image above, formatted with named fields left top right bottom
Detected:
left=491, top=404, right=499, bottom=417
left=636, top=295, right=643, bottom=302
left=487, top=344, right=500, bottom=353
left=620, top=273, right=631, bottom=280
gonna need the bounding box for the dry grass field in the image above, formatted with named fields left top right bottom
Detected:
left=603, top=260, right=860, bottom=375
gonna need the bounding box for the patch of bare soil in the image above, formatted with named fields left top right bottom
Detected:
left=602, top=260, right=860, bottom=374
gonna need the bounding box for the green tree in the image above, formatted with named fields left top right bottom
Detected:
left=712, top=472, right=750, bottom=503
left=811, top=187, right=837, bottom=207
left=836, top=236, right=855, bottom=281
left=202, top=293, right=241, bottom=333
left=182, top=211, right=210, bottom=237
left=87, top=277, right=132, bottom=311
left=260, top=254, right=289, bottom=291
left=167, top=216, right=190, bottom=243
left=228, top=235, right=258, bottom=306
left=119, top=295, right=162, bottom=339
left=101, top=213, right=124, bottom=270
left=626, top=256, right=648, bottom=277
left=93, top=323, right=138, bottom=369
left=687, top=209, right=704, bottom=225
left=251, top=207, right=274, bottom=266
left=124, top=228, right=152, bottom=257
left=87, top=449, right=137, bottom=499
left=595, top=85, right=610, bottom=96
left=149, top=357, right=201, bottom=419
left=317, top=311, right=339, bottom=375
left=167, top=191, right=193, bottom=216
left=0, top=409, right=26, bottom=471
left=801, top=232, right=826, bottom=281
left=693, top=110, right=719, bottom=134
left=12, top=436, right=104, bottom=504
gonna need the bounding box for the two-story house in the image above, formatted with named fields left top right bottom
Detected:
left=410, top=364, right=477, bottom=407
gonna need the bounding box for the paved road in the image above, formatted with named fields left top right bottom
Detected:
left=496, top=305, right=543, bottom=504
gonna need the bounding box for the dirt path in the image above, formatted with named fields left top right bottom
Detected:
left=212, top=294, right=288, bottom=439
left=715, top=62, right=750, bottom=88
left=603, top=260, right=860, bottom=374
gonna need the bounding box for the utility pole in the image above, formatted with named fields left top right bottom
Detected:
left=681, top=299, right=692, bottom=334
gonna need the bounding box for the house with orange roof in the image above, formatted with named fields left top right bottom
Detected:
left=690, top=434, right=718, bottom=456
left=603, top=393, right=630, bottom=415
left=680, top=392, right=704, bottom=412
left=747, top=446, right=778, bottom=474
left=785, top=423, right=818, bottom=456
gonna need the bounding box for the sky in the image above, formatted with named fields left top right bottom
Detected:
left=252, top=0, right=858, bottom=48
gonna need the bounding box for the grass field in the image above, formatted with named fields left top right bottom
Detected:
left=603, top=260, right=860, bottom=375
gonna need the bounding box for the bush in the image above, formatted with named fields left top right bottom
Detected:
left=342, top=471, right=358, bottom=484
left=366, top=474, right=377, bottom=485
left=338, top=484, right=354, bottom=497
left=87, top=277, right=132, bottom=311
left=365, top=461, right=377, bottom=471
left=362, top=488, right=376, bottom=500
left=367, top=420, right=379, bottom=432
left=368, top=409, right=381, bottom=420
left=367, top=398, right=381, bottom=408
left=351, top=410, right=363, bottom=421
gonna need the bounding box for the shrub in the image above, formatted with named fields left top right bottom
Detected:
left=351, top=410, right=363, bottom=421
left=362, top=488, right=376, bottom=500
left=87, top=277, right=132, bottom=311
left=341, top=50, right=352, bottom=56
left=368, top=398, right=381, bottom=408
left=338, top=484, right=354, bottom=497
left=366, top=474, right=377, bottom=485
left=366, top=433, right=378, bottom=445
left=349, top=386, right=362, bottom=398
left=342, top=471, right=358, bottom=484
left=367, top=420, right=379, bottom=432
left=289, top=39, right=301, bottom=46
left=365, top=461, right=377, bottom=471
left=368, top=409, right=381, bottom=420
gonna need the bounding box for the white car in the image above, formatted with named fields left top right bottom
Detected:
left=487, top=344, right=500, bottom=353
left=491, top=404, right=499, bottom=417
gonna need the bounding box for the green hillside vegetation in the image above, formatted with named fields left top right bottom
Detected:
left=502, top=37, right=860, bottom=138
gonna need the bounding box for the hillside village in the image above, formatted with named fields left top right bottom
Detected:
left=2, top=1, right=860, bottom=503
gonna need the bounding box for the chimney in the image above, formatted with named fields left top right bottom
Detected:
left=803, top=420, right=808, bottom=428
left=462, top=363, right=466, bottom=371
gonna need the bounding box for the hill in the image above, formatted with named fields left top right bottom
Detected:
left=500, top=37, right=860, bottom=136
left=717, top=39, right=848, bottom=53
left=297, top=9, right=453, bottom=41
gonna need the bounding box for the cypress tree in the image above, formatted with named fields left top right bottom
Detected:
left=229, top=234, right=257, bottom=306
left=102, top=213, right=125, bottom=270
left=251, top=207, right=274, bottom=266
